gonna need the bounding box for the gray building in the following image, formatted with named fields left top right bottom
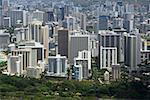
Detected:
left=98, top=15, right=109, bottom=30
left=123, top=13, right=134, bottom=33
left=0, top=31, right=10, bottom=51
left=58, top=29, right=69, bottom=58
left=124, top=34, right=141, bottom=71
left=69, top=33, right=91, bottom=64
left=9, top=10, right=28, bottom=27
left=98, top=30, right=123, bottom=63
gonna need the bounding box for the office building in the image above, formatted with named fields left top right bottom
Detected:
left=98, top=30, right=123, bottom=63
left=29, top=20, right=42, bottom=41
left=98, top=15, right=109, bottom=30
left=123, top=13, right=134, bottom=33
left=69, top=33, right=91, bottom=64
left=44, top=10, right=55, bottom=22
left=32, top=9, right=44, bottom=22
left=18, top=41, right=45, bottom=62
left=57, top=7, right=65, bottom=21
left=29, top=20, right=49, bottom=59
left=74, top=50, right=91, bottom=79
left=124, top=34, right=141, bottom=71
left=11, top=41, right=45, bottom=73
left=14, top=26, right=29, bottom=43
left=100, top=46, right=118, bottom=70
left=9, top=9, right=28, bottom=27
left=48, top=54, right=68, bottom=77
left=48, top=11, right=55, bottom=22
left=11, top=49, right=33, bottom=74
left=63, top=16, right=76, bottom=31
left=58, top=29, right=69, bottom=58
left=80, top=13, right=86, bottom=31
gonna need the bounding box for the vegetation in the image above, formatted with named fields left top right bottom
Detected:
left=0, top=61, right=7, bottom=73
left=0, top=74, right=149, bottom=99
left=0, top=61, right=7, bottom=68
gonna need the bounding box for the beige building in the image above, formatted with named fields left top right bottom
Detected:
left=29, top=20, right=49, bottom=59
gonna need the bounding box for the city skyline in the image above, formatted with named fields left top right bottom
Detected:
left=0, top=0, right=150, bottom=99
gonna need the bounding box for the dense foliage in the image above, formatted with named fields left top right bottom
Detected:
left=0, top=74, right=149, bottom=99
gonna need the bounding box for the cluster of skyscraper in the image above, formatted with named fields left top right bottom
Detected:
left=0, top=0, right=149, bottom=81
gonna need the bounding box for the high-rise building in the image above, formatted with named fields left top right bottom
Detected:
left=18, top=41, right=45, bottom=62
left=14, top=26, right=29, bottom=43
left=64, top=4, right=69, bottom=16
left=80, top=13, right=86, bottom=31
left=29, top=20, right=49, bottom=59
left=32, top=9, right=44, bottom=22
left=116, top=0, right=124, bottom=17
left=10, top=49, right=31, bottom=74
left=9, top=44, right=44, bottom=78
left=11, top=41, right=45, bottom=72
left=98, top=15, right=109, bottom=30
left=123, top=13, right=134, bottom=33
left=48, top=54, right=68, bottom=77
left=59, top=7, right=65, bottom=21
left=98, top=30, right=123, bottom=63
left=63, top=16, right=76, bottom=31
left=69, top=33, right=91, bottom=64
left=44, top=10, right=55, bottom=22
left=124, top=34, right=141, bottom=71
left=74, top=50, right=91, bottom=79
left=9, top=9, right=28, bottom=27
left=100, top=46, right=118, bottom=70
left=58, top=29, right=69, bottom=58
